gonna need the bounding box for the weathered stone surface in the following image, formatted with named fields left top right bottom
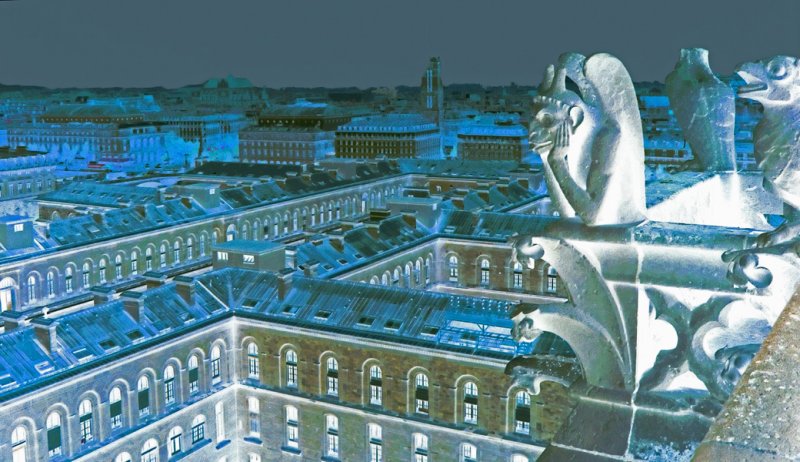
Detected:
left=665, top=48, right=736, bottom=172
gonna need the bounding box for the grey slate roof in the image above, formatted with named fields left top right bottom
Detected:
left=0, top=267, right=525, bottom=401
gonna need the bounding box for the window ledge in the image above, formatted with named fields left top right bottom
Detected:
left=215, top=439, right=231, bottom=450
left=243, top=436, right=263, bottom=445
left=281, top=446, right=302, bottom=456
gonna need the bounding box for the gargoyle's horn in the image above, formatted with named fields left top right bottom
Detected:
left=551, top=64, right=567, bottom=95
left=539, top=64, right=555, bottom=94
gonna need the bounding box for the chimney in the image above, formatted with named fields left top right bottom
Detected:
left=90, top=286, right=115, bottom=306
left=1, top=311, right=28, bottom=333
left=277, top=268, right=294, bottom=300
left=284, top=246, right=297, bottom=269
left=364, top=222, right=380, bottom=239
left=174, top=276, right=195, bottom=305
left=401, top=210, right=417, bottom=228
left=301, top=261, right=319, bottom=278
left=31, top=317, right=58, bottom=355
left=120, top=291, right=145, bottom=322
left=329, top=235, right=345, bottom=253
left=143, top=271, right=168, bottom=289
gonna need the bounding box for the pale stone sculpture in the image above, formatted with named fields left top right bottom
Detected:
left=736, top=55, right=800, bottom=250
left=665, top=48, right=736, bottom=171
left=529, top=52, right=647, bottom=226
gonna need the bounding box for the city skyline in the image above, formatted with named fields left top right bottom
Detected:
left=0, top=0, right=798, bottom=89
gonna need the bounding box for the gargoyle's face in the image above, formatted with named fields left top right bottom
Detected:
left=529, top=92, right=585, bottom=154
left=736, top=55, right=800, bottom=105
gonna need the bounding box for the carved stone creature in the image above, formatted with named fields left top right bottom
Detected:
left=665, top=48, right=736, bottom=172
left=529, top=52, right=647, bottom=227
left=736, top=55, right=800, bottom=248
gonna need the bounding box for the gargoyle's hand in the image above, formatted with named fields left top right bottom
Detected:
left=550, top=122, right=570, bottom=160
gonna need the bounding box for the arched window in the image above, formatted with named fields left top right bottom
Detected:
left=461, top=443, right=477, bottom=462
left=159, top=244, right=167, bottom=267
left=46, top=412, right=62, bottom=457
left=415, top=373, right=429, bottom=415
left=448, top=255, right=459, bottom=282
left=98, top=258, right=107, bottom=283
left=137, top=376, right=150, bottom=417
left=64, top=268, right=73, bottom=294
left=369, top=365, right=382, bottom=406
left=46, top=271, right=55, bottom=298
left=82, top=262, right=92, bottom=289
left=168, top=426, right=182, bottom=456
left=292, top=211, right=298, bottom=230
left=368, top=423, right=382, bottom=462
left=186, top=238, right=194, bottom=260
left=226, top=224, right=236, bottom=242
left=514, top=391, right=532, bottom=435
left=285, top=349, right=298, bottom=388
left=130, top=251, right=139, bottom=275
left=0, top=283, right=21, bottom=327
left=188, top=355, right=200, bottom=394
left=463, top=382, right=478, bottom=424
left=191, top=415, right=206, bottom=444
left=479, top=258, right=490, bottom=286
left=248, top=397, right=260, bottom=436
left=392, top=268, right=400, bottom=286
left=283, top=213, right=289, bottom=234
left=164, top=365, right=176, bottom=405
left=26, top=275, right=36, bottom=303
left=114, top=452, right=132, bottom=462
left=11, top=426, right=27, bottom=462
left=109, top=386, right=123, bottom=429
left=425, top=257, right=431, bottom=284
left=140, top=439, right=158, bottom=462
left=414, top=260, right=422, bottom=285
left=210, top=346, right=222, bottom=384
left=145, top=247, right=154, bottom=270
left=319, top=205, right=325, bottom=224
left=173, top=241, right=181, bottom=264
left=325, top=414, right=339, bottom=458
left=199, top=235, right=206, bottom=257
left=247, top=343, right=260, bottom=380
left=241, top=223, right=249, bottom=240
left=413, top=433, right=429, bottom=462
left=79, top=399, right=94, bottom=444
left=513, top=262, right=524, bottom=289
left=115, top=255, right=123, bottom=279
left=546, top=266, right=558, bottom=293
left=326, top=357, right=339, bottom=397
left=285, top=406, right=299, bottom=449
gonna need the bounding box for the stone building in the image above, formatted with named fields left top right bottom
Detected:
left=0, top=267, right=570, bottom=462
left=335, top=114, right=440, bottom=160
left=238, top=127, right=334, bottom=165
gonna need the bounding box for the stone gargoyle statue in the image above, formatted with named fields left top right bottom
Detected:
left=665, top=48, right=737, bottom=172
left=737, top=55, right=800, bottom=251
left=529, top=52, right=647, bottom=227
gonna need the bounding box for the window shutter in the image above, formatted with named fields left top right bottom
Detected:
left=47, top=427, right=61, bottom=450
left=110, top=401, right=122, bottom=417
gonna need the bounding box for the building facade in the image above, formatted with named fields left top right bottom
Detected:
left=335, top=114, right=440, bottom=160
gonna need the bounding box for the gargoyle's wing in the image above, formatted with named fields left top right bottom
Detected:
left=583, top=53, right=644, bottom=149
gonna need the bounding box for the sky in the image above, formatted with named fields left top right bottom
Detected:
left=0, top=0, right=797, bottom=89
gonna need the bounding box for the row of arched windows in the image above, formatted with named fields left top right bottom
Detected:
left=1, top=182, right=405, bottom=311
left=251, top=344, right=534, bottom=433
left=365, top=254, right=433, bottom=288
left=7, top=341, right=227, bottom=461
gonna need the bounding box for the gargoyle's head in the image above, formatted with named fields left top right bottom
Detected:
left=530, top=61, right=591, bottom=155
left=736, top=55, right=800, bottom=106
